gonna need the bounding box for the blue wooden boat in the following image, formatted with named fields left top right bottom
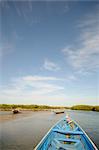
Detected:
left=34, top=116, right=98, bottom=150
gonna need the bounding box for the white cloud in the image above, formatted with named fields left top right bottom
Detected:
left=0, top=75, right=64, bottom=101
left=67, top=75, right=77, bottom=81
left=22, top=75, right=61, bottom=81
left=62, top=8, right=99, bottom=73
left=0, top=75, right=98, bottom=106
left=42, top=59, right=60, bottom=71
left=0, top=74, right=82, bottom=105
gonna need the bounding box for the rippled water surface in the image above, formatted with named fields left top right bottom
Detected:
left=0, top=110, right=99, bottom=150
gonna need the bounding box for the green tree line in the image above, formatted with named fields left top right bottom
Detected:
left=0, top=104, right=69, bottom=110
left=71, top=105, right=99, bottom=112
left=0, top=104, right=99, bottom=111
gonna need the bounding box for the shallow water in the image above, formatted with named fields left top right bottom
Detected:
left=0, top=110, right=99, bottom=150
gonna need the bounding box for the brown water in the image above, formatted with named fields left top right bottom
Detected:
left=0, top=110, right=99, bottom=150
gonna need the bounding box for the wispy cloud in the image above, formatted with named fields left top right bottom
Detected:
left=0, top=74, right=80, bottom=105
left=13, top=1, right=22, bottom=17
left=0, top=75, right=65, bottom=105
left=0, top=75, right=98, bottom=105
left=67, top=75, right=77, bottom=81
left=0, top=1, right=10, bottom=9
left=62, top=7, right=99, bottom=73
left=0, top=76, right=78, bottom=106
left=22, top=75, right=61, bottom=81
left=14, top=1, right=41, bottom=25
left=1, top=1, right=41, bottom=25
left=0, top=75, right=64, bottom=100
left=42, top=59, right=60, bottom=71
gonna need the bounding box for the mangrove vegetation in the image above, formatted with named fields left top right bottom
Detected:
left=0, top=104, right=99, bottom=112
left=0, top=104, right=69, bottom=111
left=71, top=105, right=99, bottom=112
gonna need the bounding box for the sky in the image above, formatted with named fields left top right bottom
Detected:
left=0, top=0, right=99, bottom=106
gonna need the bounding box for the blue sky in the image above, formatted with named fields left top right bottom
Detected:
left=0, top=1, right=99, bottom=106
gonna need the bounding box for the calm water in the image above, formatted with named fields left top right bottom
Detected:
left=0, top=110, right=99, bottom=150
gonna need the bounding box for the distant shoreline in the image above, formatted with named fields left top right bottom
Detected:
left=0, top=104, right=99, bottom=112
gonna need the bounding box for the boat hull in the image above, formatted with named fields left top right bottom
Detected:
left=55, top=111, right=65, bottom=114
left=34, top=116, right=98, bottom=150
left=12, top=109, right=20, bottom=114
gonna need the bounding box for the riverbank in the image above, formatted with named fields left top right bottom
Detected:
left=0, top=104, right=69, bottom=111
left=0, top=104, right=99, bottom=112
left=71, top=105, right=99, bottom=112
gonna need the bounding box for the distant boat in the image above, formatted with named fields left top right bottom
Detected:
left=34, top=116, right=98, bottom=150
left=55, top=111, right=65, bottom=114
left=54, top=110, right=65, bottom=114
left=12, top=109, right=20, bottom=114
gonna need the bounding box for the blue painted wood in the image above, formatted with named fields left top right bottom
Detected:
left=52, top=129, right=83, bottom=135
left=34, top=117, right=98, bottom=150
left=55, top=138, right=80, bottom=143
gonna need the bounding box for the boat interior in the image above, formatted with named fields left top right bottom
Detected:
left=39, top=118, right=93, bottom=150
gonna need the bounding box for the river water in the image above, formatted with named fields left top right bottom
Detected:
left=0, top=110, right=99, bottom=150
